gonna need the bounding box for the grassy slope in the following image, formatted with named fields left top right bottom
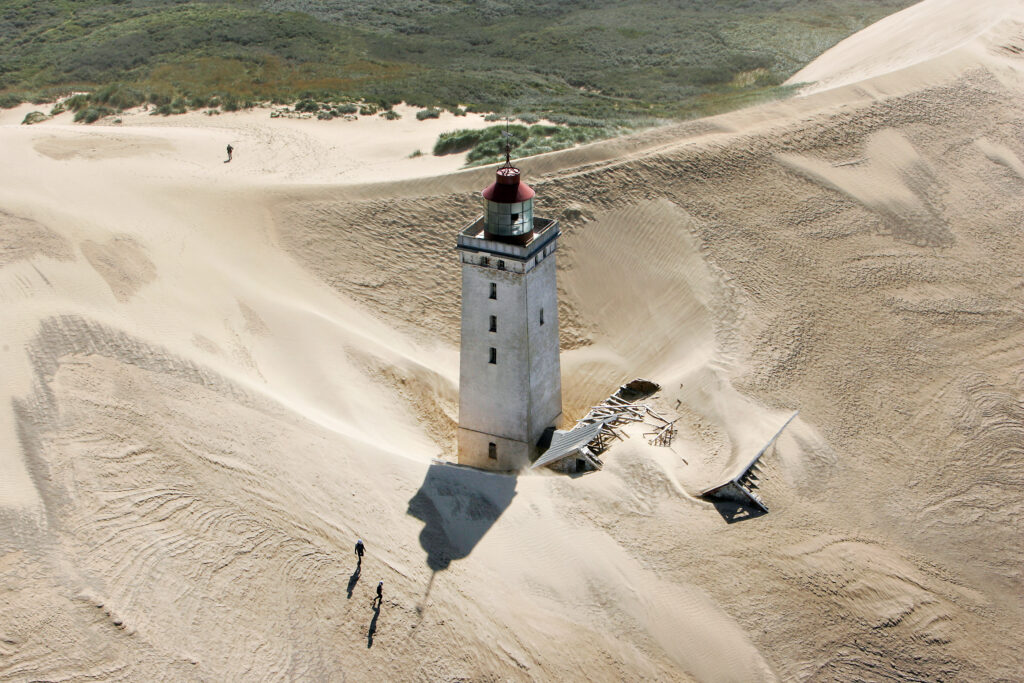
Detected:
left=2, top=0, right=914, bottom=118
left=0, top=1, right=395, bottom=104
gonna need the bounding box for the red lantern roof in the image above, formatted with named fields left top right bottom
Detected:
left=482, top=142, right=535, bottom=203
left=482, top=165, right=535, bottom=203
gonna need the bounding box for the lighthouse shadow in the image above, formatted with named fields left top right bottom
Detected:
left=407, top=462, right=517, bottom=571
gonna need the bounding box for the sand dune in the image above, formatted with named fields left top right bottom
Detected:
left=2, top=2, right=1023, bottom=680
left=787, top=0, right=1024, bottom=94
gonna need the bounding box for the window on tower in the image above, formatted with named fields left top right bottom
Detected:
left=489, top=315, right=497, bottom=332
left=497, top=260, right=505, bottom=271
left=540, top=308, right=545, bottom=326
left=511, top=213, right=519, bottom=224
left=489, top=283, right=496, bottom=299
left=489, top=347, right=496, bottom=364
left=481, top=256, right=489, bottom=267
left=488, top=442, right=497, bottom=460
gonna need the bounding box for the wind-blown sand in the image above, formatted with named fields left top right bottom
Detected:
left=0, top=103, right=499, bottom=184
left=2, top=1, right=1023, bottom=680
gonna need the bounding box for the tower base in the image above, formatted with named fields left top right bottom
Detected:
left=458, top=427, right=555, bottom=472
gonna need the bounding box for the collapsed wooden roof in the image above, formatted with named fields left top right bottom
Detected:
left=530, top=420, right=606, bottom=470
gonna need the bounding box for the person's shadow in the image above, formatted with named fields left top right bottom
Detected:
left=366, top=603, right=380, bottom=648
left=346, top=563, right=361, bottom=599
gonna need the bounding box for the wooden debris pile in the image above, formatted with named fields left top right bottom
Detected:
left=644, top=418, right=679, bottom=447
left=578, top=381, right=676, bottom=450
left=533, top=379, right=675, bottom=475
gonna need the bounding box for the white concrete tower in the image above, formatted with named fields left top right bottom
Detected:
left=456, top=155, right=562, bottom=471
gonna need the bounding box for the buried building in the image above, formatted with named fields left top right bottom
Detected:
left=456, top=149, right=563, bottom=471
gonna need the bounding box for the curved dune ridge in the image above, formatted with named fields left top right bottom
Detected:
left=2, top=3, right=1023, bottom=681
left=786, top=0, right=1024, bottom=94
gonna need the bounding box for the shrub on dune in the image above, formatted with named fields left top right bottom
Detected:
left=90, top=84, right=145, bottom=110
left=73, top=106, right=114, bottom=123
left=433, top=129, right=486, bottom=155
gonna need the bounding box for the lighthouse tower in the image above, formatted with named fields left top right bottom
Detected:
left=456, top=150, right=563, bottom=471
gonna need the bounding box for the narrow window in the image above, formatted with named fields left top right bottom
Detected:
left=489, top=315, right=497, bottom=333
left=489, top=282, right=496, bottom=299
left=540, top=308, right=545, bottom=326
left=488, top=442, right=497, bottom=460
left=481, top=256, right=489, bottom=267
left=489, top=347, right=497, bottom=364
left=497, top=260, right=505, bottom=271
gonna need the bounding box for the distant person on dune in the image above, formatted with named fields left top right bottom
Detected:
left=225, top=144, right=233, bottom=163
left=355, top=539, right=365, bottom=564
left=374, top=580, right=383, bottom=607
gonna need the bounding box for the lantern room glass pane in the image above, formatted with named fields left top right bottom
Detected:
left=484, top=198, right=534, bottom=236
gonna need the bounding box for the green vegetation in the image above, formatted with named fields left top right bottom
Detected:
left=0, top=0, right=400, bottom=115
left=73, top=105, right=114, bottom=123
left=266, top=98, right=393, bottom=119
left=0, top=0, right=915, bottom=127
left=253, top=0, right=914, bottom=121
left=21, top=110, right=47, bottom=125
left=434, top=122, right=620, bottom=166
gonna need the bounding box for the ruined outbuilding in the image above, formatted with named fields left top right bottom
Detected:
left=700, top=411, right=799, bottom=514
left=531, top=379, right=670, bottom=474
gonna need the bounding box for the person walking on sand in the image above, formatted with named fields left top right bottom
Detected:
left=355, top=539, right=365, bottom=564
left=225, top=144, right=233, bottom=163
left=374, top=580, right=383, bottom=607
